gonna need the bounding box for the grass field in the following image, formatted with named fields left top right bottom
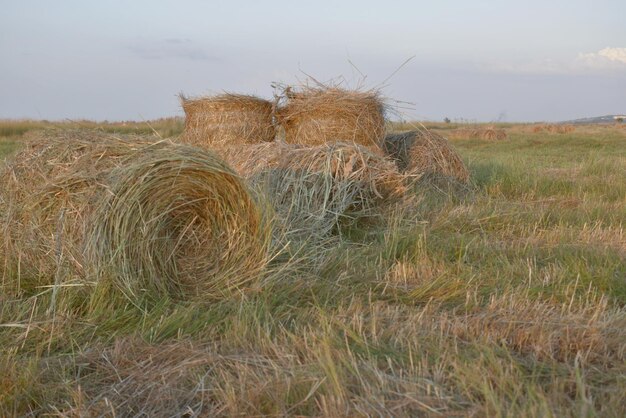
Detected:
left=1, top=121, right=625, bottom=416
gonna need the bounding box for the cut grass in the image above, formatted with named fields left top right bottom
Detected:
left=1, top=122, right=625, bottom=416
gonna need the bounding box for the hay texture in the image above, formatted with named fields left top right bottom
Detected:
left=478, top=127, right=508, bottom=140
left=531, top=124, right=575, bottom=134
left=0, top=130, right=268, bottom=300
left=445, top=127, right=507, bottom=141
left=382, top=130, right=469, bottom=183
left=218, top=141, right=405, bottom=239
left=275, top=87, right=386, bottom=147
left=180, top=94, right=275, bottom=147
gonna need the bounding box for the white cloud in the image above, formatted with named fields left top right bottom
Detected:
left=577, top=47, right=626, bottom=70
left=598, top=47, right=626, bottom=64
left=480, top=47, right=626, bottom=75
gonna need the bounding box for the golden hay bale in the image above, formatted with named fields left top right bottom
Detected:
left=180, top=94, right=275, bottom=147
left=217, top=141, right=405, bottom=238
left=274, top=87, right=386, bottom=147
left=475, top=127, right=507, bottom=140
left=382, top=130, right=469, bottom=183
left=0, top=130, right=269, bottom=300
left=531, top=124, right=575, bottom=134
left=442, top=127, right=506, bottom=141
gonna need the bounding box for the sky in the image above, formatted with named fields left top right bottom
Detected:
left=1, top=0, right=625, bottom=122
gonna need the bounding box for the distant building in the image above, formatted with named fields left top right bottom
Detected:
left=614, top=115, right=626, bottom=122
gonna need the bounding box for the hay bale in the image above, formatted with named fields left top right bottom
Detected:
left=217, top=141, right=405, bottom=239
left=0, top=130, right=269, bottom=300
left=531, top=124, right=575, bottom=134
left=443, top=127, right=506, bottom=141
left=180, top=94, right=275, bottom=147
left=275, top=87, right=386, bottom=147
left=382, top=130, right=469, bottom=183
left=479, top=127, right=507, bottom=141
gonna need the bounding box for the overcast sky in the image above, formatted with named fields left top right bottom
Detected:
left=1, top=0, right=625, bottom=122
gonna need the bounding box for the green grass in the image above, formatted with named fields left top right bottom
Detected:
left=1, top=122, right=625, bottom=416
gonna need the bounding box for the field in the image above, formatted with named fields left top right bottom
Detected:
left=1, top=121, right=625, bottom=416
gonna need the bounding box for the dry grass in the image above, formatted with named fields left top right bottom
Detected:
left=382, top=129, right=470, bottom=182
left=531, top=124, right=576, bottom=134
left=2, top=123, right=625, bottom=417
left=274, top=86, right=386, bottom=147
left=0, top=130, right=269, bottom=301
left=216, top=141, right=406, bottom=240
left=180, top=94, right=276, bottom=147
left=445, top=127, right=508, bottom=141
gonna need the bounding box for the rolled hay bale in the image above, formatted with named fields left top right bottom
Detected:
left=274, top=86, right=386, bottom=147
left=549, top=124, right=575, bottom=134
left=217, top=141, right=406, bottom=239
left=474, top=126, right=507, bottom=141
left=180, top=94, right=276, bottom=147
left=444, top=127, right=506, bottom=141
left=0, top=130, right=269, bottom=300
left=382, top=130, right=469, bottom=183
left=531, top=124, right=575, bottom=134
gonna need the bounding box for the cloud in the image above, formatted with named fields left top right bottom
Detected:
left=577, top=47, right=626, bottom=70
left=479, top=47, right=626, bottom=76
left=127, top=39, right=218, bottom=61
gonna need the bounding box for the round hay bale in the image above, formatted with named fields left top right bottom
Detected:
left=275, top=87, right=386, bottom=147
left=479, top=127, right=507, bottom=141
left=549, top=124, right=575, bottom=134
left=382, top=130, right=469, bottom=183
left=531, top=124, right=575, bottom=134
left=180, top=94, right=276, bottom=147
left=0, top=130, right=269, bottom=300
left=218, top=141, right=405, bottom=239
left=443, top=127, right=506, bottom=141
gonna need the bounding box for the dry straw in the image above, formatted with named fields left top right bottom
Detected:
left=274, top=86, right=386, bottom=147
left=478, top=126, right=508, bottom=140
left=0, top=130, right=269, bottom=300
left=382, top=130, right=470, bottom=183
left=442, top=127, right=507, bottom=141
left=531, top=124, right=575, bottom=134
left=180, top=93, right=276, bottom=147
left=217, top=141, right=406, bottom=239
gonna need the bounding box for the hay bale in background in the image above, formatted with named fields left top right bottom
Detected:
left=218, top=141, right=405, bottom=239
left=441, top=127, right=507, bottom=141
left=275, top=87, right=386, bottom=147
left=0, top=130, right=269, bottom=300
left=531, top=124, right=575, bottom=134
left=382, top=130, right=469, bottom=183
left=478, top=126, right=507, bottom=141
left=180, top=94, right=275, bottom=147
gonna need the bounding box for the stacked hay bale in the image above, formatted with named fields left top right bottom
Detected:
left=218, top=141, right=406, bottom=239
left=382, top=130, right=469, bottom=183
left=0, top=130, right=269, bottom=300
left=180, top=94, right=275, bottom=147
left=178, top=82, right=471, bottom=240
left=274, top=86, right=386, bottom=147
